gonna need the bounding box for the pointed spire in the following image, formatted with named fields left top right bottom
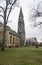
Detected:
left=19, top=6, right=23, bottom=18
left=18, top=6, right=25, bottom=46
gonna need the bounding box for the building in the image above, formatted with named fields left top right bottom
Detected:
left=0, top=23, right=20, bottom=47
left=0, top=7, right=25, bottom=47
left=18, top=7, right=25, bottom=46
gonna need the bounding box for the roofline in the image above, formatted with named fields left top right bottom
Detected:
left=9, top=32, right=20, bottom=38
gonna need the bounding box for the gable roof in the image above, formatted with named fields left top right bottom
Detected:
left=0, top=23, right=20, bottom=38
left=9, top=29, right=20, bottom=38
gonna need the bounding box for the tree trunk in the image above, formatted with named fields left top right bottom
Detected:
left=1, top=24, right=6, bottom=51
left=1, top=10, right=6, bottom=51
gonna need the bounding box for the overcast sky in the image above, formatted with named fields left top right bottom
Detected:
left=0, top=0, right=42, bottom=42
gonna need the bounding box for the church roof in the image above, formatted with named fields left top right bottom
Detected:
left=9, top=29, right=20, bottom=38
left=0, top=22, right=20, bottom=38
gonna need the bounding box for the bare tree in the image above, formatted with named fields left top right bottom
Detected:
left=30, top=1, right=42, bottom=48
left=0, top=0, right=18, bottom=51
left=30, top=1, right=42, bottom=27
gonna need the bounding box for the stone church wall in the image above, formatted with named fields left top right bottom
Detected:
left=0, top=23, right=20, bottom=47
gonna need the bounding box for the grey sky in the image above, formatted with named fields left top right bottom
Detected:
left=0, top=0, right=42, bottom=42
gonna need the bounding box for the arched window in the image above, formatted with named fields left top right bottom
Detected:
left=10, top=36, right=12, bottom=44
left=13, top=37, right=14, bottom=44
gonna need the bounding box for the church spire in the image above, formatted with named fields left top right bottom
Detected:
left=18, top=7, right=25, bottom=46
left=19, top=7, right=23, bottom=19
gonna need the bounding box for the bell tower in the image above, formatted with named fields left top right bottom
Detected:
left=18, top=7, right=25, bottom=46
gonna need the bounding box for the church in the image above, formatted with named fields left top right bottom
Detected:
left=0, top=7, right=25, bottom=47
left=18, top=7, right=25, bottom=46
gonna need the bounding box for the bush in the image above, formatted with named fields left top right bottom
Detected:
left=36, top=45, right=38, bottom=48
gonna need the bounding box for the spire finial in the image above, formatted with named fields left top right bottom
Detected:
left=19, top=6, right=23, bottom=18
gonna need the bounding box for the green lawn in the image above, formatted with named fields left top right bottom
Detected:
left=0, top=47, right=42, bottom=65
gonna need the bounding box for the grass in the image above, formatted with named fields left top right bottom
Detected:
left=0, top=47, right=42, bottom=65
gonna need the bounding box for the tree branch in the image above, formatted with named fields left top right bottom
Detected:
left=33, top=22, right=42, bottom=27
left=0, top=6, right=4, bottom=12
left=7, top=0, right=17, bottom=22
left=37, top=22, right=42, bottom=26
left=0, top=14, right=4, bottom=19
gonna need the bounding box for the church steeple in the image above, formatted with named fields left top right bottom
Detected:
left=18, top=7, right=25, bottom=46
left=19, top=7, right=23, bottom=19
